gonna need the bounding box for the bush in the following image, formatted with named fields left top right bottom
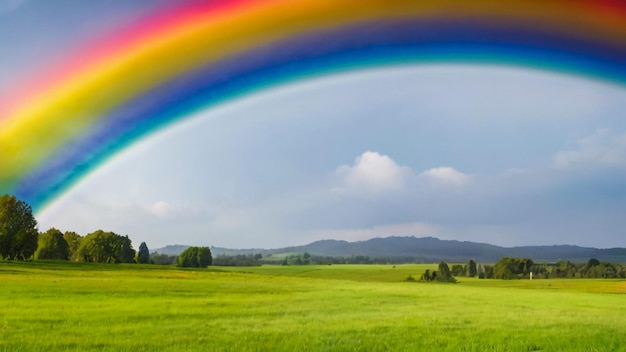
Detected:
left=436, top=262, right=457, bottom=283
left=177, top=246, right=212, bottom=267
left=152, top=253, right=177, bottom=265
left=76, top=230, right=135, bottom=263
left=451, top=264, right=465, bottom=277
left=35, top=228, right=69, bottom=260
left=494, top=257, right=534, bottom=279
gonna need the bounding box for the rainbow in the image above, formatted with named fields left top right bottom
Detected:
left=2, top=0, right=626, bottom=212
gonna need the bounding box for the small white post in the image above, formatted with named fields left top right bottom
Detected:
left=530, top=271, right=533, bottom=280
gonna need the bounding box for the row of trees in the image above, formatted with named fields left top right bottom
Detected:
left=27, top=226, right=215, bottom=267
left=417, top=257, right=626, bottom=283
left=514, top=258, right=625, bottom=279
left=34, top=227, right=140, bottom=263
left=32, top=228, right=216, bottom=267
left=450, top=257, right=626, bottom=280
left=272, top=254, right=427, bottom=265
left=213, top=253, right=262, bottom=266
left=419, top=262, right=457, bottom=283
left=0, top=195, right=139, bottom=263
left=444, top=257, right=626, bottom=280
left=3, top=195, right=624, bottom=274
left=1, top=194, right=213, bottom=267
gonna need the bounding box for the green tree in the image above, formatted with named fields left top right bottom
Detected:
left=554, top=260, right=576, bottom=278
left=152, top=253, right=177, bottom=265
left=586, top=258, right=600, bottom=268
left=197, top=247, right=212, bottom=267
left=136, top=242, right=150, bottom=264
left=177, top=246, right=212, bottom=267
left=494, top=257, right=534, bottom=279
left=437, top=262, right=457, bottom=283
left=430, top=271, right=438, bottom=281
left=63, top=231, right=82, bottom=261
left=484, top=265, right=495, bottom=279
left=76, top=230, right=135, bottom=263
left=34, top=228, right=69, bottom=260
left=477, top=263, right=486, bottom=279
left=451, top=264, right=465, bottom=276
left=0, top=195, right=39, bottom=260
left=467, top=259, right=477, bottom=277
left=494, top=257, right=517, bottom=279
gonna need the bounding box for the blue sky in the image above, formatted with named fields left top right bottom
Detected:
left=3, top=1, right=626, bottom=249
left=37, top=66, right=626, bottom=249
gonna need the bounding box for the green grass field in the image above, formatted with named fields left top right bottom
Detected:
left=1, top=261, right=625, bottom=351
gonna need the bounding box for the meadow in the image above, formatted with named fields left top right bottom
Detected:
left=1, top=261, right=625, bottom=351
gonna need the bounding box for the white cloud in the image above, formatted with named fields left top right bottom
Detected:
left=150, top=201, right=174, bottom=217
left=555, top=129, right=626, bottom=169
left=333, top=152, right=471, bottom=195
left=420, top=167, right=471, bottom=187
left=148, top=201, right=205, bottom=218
left=333, top=151, right=411, bottom=194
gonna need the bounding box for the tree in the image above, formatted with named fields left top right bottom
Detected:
left=197, top=247, right=212, bottom=267
left=585, top=258, right=600, bottom=270
left=494, top=257, right=517, bottom=279
left=451, top=264, right=465, bottom=277
left=152, top=253, right=177, bottom=265
left=436, top=261, right=457, bottom=283
left=494, top=257, right=534, bottom=279
left=554, top=260, right=576, bottom=278
left=63, top=231, right=82, bottom=261
left=76, top=230, right=135, bottom=263
left=136, top=242, right=150, bottom=264
left=477, top=263, right=486, bottom=279
left=467, top=259, right=477, bottom=277
left=484, top=265, right=495, bottom=279
left=0, top=195, right=39, bottom=260
left=35, top=228, right=69, bottom=260
left=177, top=246, right=212, bottom=267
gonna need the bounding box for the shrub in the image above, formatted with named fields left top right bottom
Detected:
left=177, top=246, right=212, bottom=267
left=35, top=228, right=69, bottom=260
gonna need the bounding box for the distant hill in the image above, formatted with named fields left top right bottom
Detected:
left=273, top=236, right=626, bottom=263
left=153, top=237, right=626, bottom=263
left=151, top=245, right=190, bottom=256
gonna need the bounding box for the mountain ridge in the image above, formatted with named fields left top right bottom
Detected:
left=152, top=236, right=626, bottom=263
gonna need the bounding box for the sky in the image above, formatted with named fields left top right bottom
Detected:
left=3, top=1, right=626, bottom=249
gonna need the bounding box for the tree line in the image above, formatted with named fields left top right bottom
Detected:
left=421, top=257, right=626, bottom=282
left=0, top=195, right=212, bottom=268
left=3, top=194, right=625, bottom=275
left=490, top=257, right=626, bottom=279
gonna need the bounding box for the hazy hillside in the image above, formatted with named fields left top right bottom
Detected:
left=151, top=245, right=190, bottom=256
left=154, top=236, right=626, bottom=263
left=278, top=236, right=626, bottom=262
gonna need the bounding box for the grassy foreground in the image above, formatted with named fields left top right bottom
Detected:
left=1, top=262, right=625, bottom=351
